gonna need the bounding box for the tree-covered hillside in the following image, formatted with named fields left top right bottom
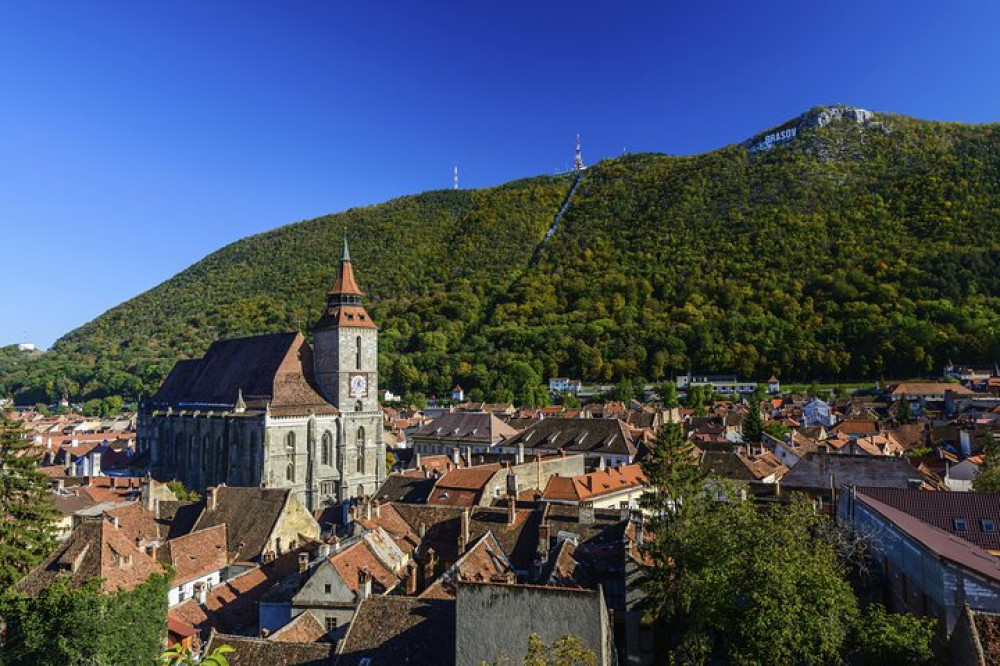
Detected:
left=5, top=106, right=1000, bottom=404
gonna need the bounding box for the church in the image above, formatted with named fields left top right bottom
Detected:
left=138, top=240, right=385, bottom=512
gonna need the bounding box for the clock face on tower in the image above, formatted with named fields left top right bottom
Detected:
left=349, top=373, right=368, bottom=398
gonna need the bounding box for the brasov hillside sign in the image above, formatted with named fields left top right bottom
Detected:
left=748, top=127, right=797, bottom=153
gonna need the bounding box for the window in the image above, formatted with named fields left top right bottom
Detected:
left=322, top=431, right=333, bottom=466
left=983, top=519, right=997, bottom=533
left=356, top=336, right=362, bottom=370
left=954, top=518, right=968, bottom=532
left=324, top=583, right=332, bottom=594
left=286, top=432, right=296, bottom=482
left=355, top=401, right=363, bottom=412
left=356, top=427, right=366, bottom=473
left=286, top=431, right=296, bottom=452
left=286, top=462, right=294, bottom=483
left=326, top=616, right=338, bottom=632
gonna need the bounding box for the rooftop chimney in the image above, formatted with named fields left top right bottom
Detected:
left=65, top=452, right=74, bottom=476
left=194, top=581, right=208, bottom=605
left=517, top=442, right=525, bottom=465
left=451, top=447, right=460, bottom=467
left=358, top=569, right=372, bottom=601
left=461, top=509, right=471, bottom=550
left=538, top=524, right=551, bottom=560
left=507, top=496, right=516, bottom=526
left=406, top=560, right=419, bottom=595
left=579, top=501, right=595, bottom=525
left=423, top=548, right=437, bottom=583
left=373, top=499, right=381, bottom=518
left=298, top=552, right=310, bottom=574
left=109, top=514, right=119, bottom=530
left=207, top=486, right=219, bottom=511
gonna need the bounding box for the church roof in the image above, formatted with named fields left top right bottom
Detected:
left=152, top=332, right=336, bottom=416
left=329, top=237, right=364, bottom=297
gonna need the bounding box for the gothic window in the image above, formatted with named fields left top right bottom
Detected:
left=249, top=431, right=260, bottom=485
left=356, top=426, right=365, bottom=474
left=356, top=336, right=362, bottom=370
left=355, top=401, right=363, bottom=412
left=286, top=432, right=296, bottom=483
left=322, top=431, right=333, bottom=466
left=202, top=435, right=211, bottom=468
left=174, top=433, right=183, bottom=468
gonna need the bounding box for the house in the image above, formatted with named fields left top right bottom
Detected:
left=850, top=487, right=1000, bottom=556
left=801, top=398, right=836, bottom=427
left=259, top=527, right=408, bottom=639
left=451, top=385, right=465, bottom=402
left=779, top=453, right=932, bottom=508
left=946, top=459, right=981, bottom=492
left=498, top=418, right=643, bottom=468
left=699, top=449, right=788, bottom=484
left=549, top=378, right=583, bottom=393
left=419, top=531, right=516, bottom=599
left=454, top=581, right=615, bottom=666
left=14, top=516, right=165, bottom=596
left=541, top=464, right=647, bottom=509
left=426, top=454, right=585, bottom=507
left=411, top=412, right=519, bottom=457
left=838, top=487, right=1000, bottom=635
left=202, top=629, right=335, bottom=665
left=167, top=548, right=310, bottom=639
left=189, top=485, right=321, bottom=564
left=891, top=382, right=975, bottom=401
left=675, top=374, right=757, bottom=396
left=337, top=596, right=455, bottom=666
left=160, top=524, right=229, bottom=606
left=767, top=376, right=781, bottom=395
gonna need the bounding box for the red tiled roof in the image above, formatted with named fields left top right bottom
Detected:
left=165, top=524, right=229, bottom=587
left=541, top=464, right=647, bottom=502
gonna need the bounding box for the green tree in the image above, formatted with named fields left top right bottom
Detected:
left=386, top=450, right=397, bottom=474
left=742, top=402, right=763, bottom=444
left=0, top=573, right=170, bottom=665
left=640, top=478, right=858, bottom=665
left=0, top=416, right=57, bottom=587
left=612, top=378, right=635, bottom=403
left=523, top=633, right=597, bottom=666
left=659, top=382, right=679, bottom=408
left=896, top=398, right=913, bottom=423
left=974, top=440, right=1000, bottom=493
left=165, top=480, right=201, bottom=502
left=853, top=603, right=935, bottom=665
left=639, top=422, right=704, bottom=521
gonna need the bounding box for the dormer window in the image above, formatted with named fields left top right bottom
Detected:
left=954, top=518, right=969, bottom=532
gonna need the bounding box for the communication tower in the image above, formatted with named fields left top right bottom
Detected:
left=574, top=134, right=584, bottom=171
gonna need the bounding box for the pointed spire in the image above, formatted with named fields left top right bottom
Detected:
left=234, top=388, right=246, bottom=413
left=341, top=235, right=351, bottom=263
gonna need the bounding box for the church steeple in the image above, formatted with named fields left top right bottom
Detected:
left=314, top=236, right=376, bottom=331
left=327, top=236, right=364, bottom=304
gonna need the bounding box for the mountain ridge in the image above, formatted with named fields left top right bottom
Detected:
left=5, top=105, right=1000, bottom=405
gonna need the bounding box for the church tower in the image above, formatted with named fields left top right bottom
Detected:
left=313, top=238, right=383, bottom=499
left=314, top=237, right=379, bottom=410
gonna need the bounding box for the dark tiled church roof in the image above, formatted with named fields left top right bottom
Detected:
left=152, top=332, right=336, bottom=416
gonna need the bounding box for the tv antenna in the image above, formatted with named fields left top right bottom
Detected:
left=574, top=134, right=584, bottom=171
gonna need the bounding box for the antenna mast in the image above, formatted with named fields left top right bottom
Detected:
left=453, top=164, right=459, bottom=190
left=574, top=134, right=584, bottom=171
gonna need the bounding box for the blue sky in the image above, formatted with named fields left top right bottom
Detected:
left=2, top=1, right=999, bottom=348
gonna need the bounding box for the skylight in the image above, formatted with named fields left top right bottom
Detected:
left=954, top=518, right=969, bottom=532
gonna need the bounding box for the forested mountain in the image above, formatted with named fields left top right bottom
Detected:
left=6, top=106, right=1000, bottom=405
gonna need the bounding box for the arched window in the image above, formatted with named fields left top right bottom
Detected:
left=322, top=431, right=333, bottom=466
left=356, top=336, right=362, bottom=370
left=356, top=426, right=365, bottom=474
left=355, top=401, right=363, bottom=413
left=285, top=432, right=296, bottom=483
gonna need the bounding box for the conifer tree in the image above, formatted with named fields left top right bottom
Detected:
left=0, top=414, right=57, bottom=587
left=742, top=401, right=764, bottom=444
left=639, top=422, right=704, bottom=518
